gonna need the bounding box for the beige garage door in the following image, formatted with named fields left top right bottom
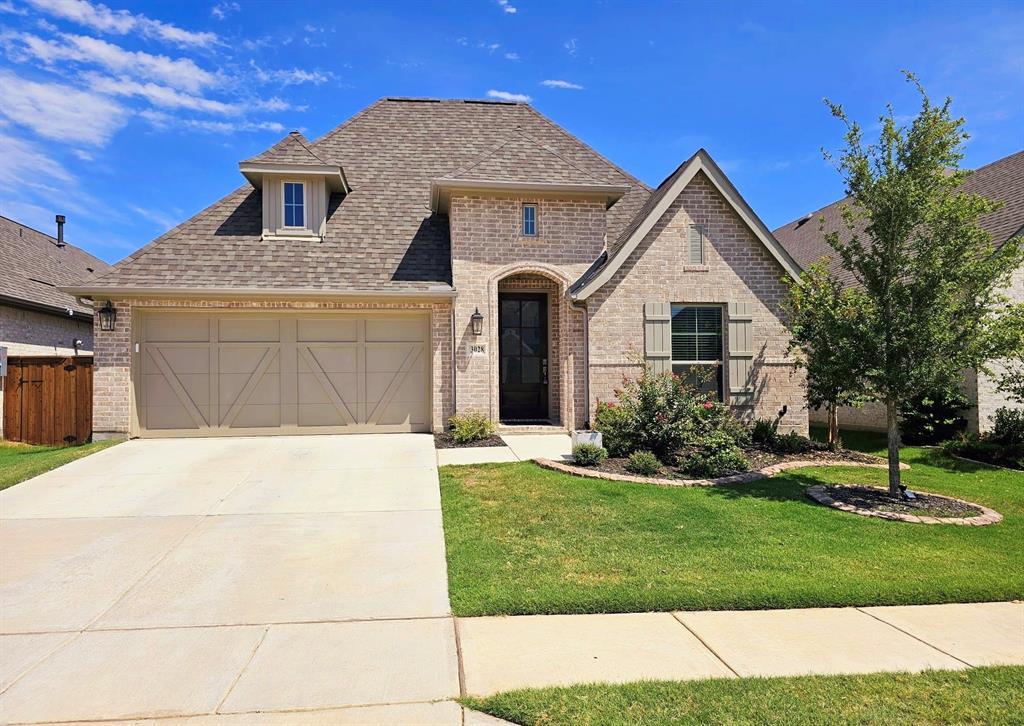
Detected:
left=138, top=312, right=430, bottom=436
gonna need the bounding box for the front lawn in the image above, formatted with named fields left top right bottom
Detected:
left=439, top=434, right=1022, bottom=616
left=465, top=666, right=1024, bottom=726
left=0, top=440, right=120, bottom=492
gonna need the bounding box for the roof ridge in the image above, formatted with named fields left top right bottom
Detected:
left=0, top=214, right=110, bottom=268
left=510, top=127, right=606, bottom=184
left=442, top=136, right=517, bottom=179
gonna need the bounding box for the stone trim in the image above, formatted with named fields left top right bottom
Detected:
left=536, top=457, right=908, bottom=488
left=806, top=484, right=1003, bottom=526
left=948, top=453, right=1023, bottom=473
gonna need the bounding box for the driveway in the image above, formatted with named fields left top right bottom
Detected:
left=0, top=435, right=462, bottom=724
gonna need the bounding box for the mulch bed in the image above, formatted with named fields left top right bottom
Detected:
left=592, top=445, right=884, bottom=481
left=433, top=433, right=507, bottom=449
left=819, top=485, right=983, bottom=518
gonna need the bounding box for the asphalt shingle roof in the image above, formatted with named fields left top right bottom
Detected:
left=0, top=215, right=112, bottom=316
left=242, top=130, right=333, bottom=166
left=85, top=98, right=651, bottom=293
left=441, top=130, right=610, bottom=186
left=773, top=150, right=1024, bottom=286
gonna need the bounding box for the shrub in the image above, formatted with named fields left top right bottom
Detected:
left=899, top=387, right=970, bottom=445
left=991, top=407, right=1024, bottom=446
left=572, top=442, right=608, bottom=467
left=625, top=450, right=661, bottom=476
left=751, top=418, right=778, bottom=448
left=680, top=431, right=750, bottom=478
left=448, top=412, right=495, bottom=444
left=773, top=430, right=813, bottom=454
left=944, top=433, right=1024, bottom=471
left=593, top=401, right=631, bottom=457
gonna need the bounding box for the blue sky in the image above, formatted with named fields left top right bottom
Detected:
left=1, top=0, right=1021, bottom=264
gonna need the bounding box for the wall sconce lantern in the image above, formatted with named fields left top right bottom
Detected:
left=98, top=300, right=117, bottom=331
left=470, top=307, right=484, bottom=336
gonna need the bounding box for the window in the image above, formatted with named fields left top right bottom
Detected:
left=283, top=181, right=305, bottom=228
left=522, top=204, right=537, bottom=236
left=671, top=304, right=723, bottom=399
left=688, top=224, right=705, bottom=264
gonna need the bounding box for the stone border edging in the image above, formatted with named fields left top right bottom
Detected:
left=806, top=484, right=1002, bottom=525
left=949, top=452, right=1023, bottom=473
left=536, top=456, right=909, bottom=489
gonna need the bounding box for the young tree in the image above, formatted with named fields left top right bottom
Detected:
left=821, top=73, right=1024, bottom=495
left=783, top=262, right=870, bottom=446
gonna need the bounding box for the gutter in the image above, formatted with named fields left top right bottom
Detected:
left=62, top=285, right=457, bottom=300
left=0, top=293, right=92, bottom=322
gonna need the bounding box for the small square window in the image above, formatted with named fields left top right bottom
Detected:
left=522, top=204, right=537, bottom=236
left=283, top=181, right=305, bottom=228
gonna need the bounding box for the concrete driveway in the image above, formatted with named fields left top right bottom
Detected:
left=0, top=435, right=462, bottom=725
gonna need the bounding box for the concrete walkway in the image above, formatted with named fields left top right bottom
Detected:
left=457, top=601, right=1024, bottom=696
left=0, top=435, right=465, bottom=725
left=437, top=432, right=572, bottom=466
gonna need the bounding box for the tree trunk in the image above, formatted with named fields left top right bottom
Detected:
left=827, top=404, right=840, bottom=447
left=885, top=398, right=902, bottom=496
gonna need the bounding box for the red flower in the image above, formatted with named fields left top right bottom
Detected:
left=703, top=401, right=714, bottom=410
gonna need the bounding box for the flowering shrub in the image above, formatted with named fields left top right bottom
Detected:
left=594, top=359, right=747, bottom=463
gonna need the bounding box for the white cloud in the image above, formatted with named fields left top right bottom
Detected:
left=249, top=61, right=332, bottom=86
left=126, top=203, right=179, bottom=230
left=73, top=148, right=94, bottom=160
left=84, top=73, right=236, bottom=114
left=0, top=69, right=128, bottom=144
left=0, top=0, right=28, bottom=14
left=487, top=89, right=531, bottom=103
left=139, top=109, right=284, bottom=135
left=2, top=31, right=216, bottom=92
left=564, top=38, right=578, bottom=57
left=504, top=51, right=519, bottom=61
left=497, top=0, right=517, bottom=13
left=210, top=1, right=239, bottom=20
left=24, top=0, right=218, bottom=47
left=541, top=79, right=583, bottom=90
left=0, top=132, right=73, bottom=190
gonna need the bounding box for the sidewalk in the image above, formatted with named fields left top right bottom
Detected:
left=437, top=433, right=572, bottom=466
left=456, top=601, right=1024, bottom=696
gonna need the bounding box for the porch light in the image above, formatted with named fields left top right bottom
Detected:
left=470, top=307, right=484, bottom=336
left=98, top=300, right=117, bottom=331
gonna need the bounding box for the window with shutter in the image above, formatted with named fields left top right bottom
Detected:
left=688, top=224, right=705, bottom=265
left=671, top=304, right=723, bottom=399
left=644, top=302, right=672, bottom=374
left=727, top=302, right=755, bottom=407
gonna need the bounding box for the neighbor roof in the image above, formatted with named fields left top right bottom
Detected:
left=0, top=215, right=112, bottom=318
left=774, top=150, right=1024, bottom=286
left=77, top=98, right=651, bottom=294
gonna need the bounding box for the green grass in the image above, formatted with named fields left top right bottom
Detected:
left=0, top=440, right=120, bottom=491
left=439, top=430, right=1023, bottom=616
left=464, top=667, right=1024, bottom=726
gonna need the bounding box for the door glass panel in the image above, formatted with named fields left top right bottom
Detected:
left=521, top=357, right=540, bottom=384
left=501, top=328, right=521, bottom=356
left=520, top=327, right=541, bottom=356
left=502, top=356, right=521, bottom=383
left=521, top=300, right=540, bottom=327
left=501, top=299, right=520, bottom=327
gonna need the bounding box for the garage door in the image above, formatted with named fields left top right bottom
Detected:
left=138, top=312, right=430, bottom=436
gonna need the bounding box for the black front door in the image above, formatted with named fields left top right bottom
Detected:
left=499, top=293, right=548, bottom=422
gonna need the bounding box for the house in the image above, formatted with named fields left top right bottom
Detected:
left=65, top=98, right=808, bottom=440
left=774, top=150, right=1024, bottom=434
left=1, top=214, right=112, bottom=441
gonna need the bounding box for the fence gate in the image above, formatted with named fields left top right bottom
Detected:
left=2, top=357, right=93, bottom=445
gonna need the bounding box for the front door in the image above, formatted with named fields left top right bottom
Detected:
left=499, top=293, right=548, bottom=422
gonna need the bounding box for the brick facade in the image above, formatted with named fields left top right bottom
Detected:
left=586, top=172, right=808, bottom=433
left=449, top=194, right=604, bottom=428
left=91, top=297, right=453, bottom=438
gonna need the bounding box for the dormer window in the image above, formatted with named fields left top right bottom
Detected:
left=283, top=181, right=306, bottom=228
left=523, top=204, right=537, bottom=236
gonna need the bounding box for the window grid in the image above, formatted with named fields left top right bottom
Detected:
left=671, top=304, right=723, bottom=399
left=283, top=181, right=305, bottom=228
left=522, top=204, right=537, bottom=236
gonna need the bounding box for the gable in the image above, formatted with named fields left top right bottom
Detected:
left=573, top=150, right=802, bottom=300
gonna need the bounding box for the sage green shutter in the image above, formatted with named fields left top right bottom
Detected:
left=644, top=302, right=671, bottom=374
left=727, top=302, right=754, bottom=406
left=688, top=225, right=704, bottom=264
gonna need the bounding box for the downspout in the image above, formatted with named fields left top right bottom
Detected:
left=450, top=303, right=457, bottom=422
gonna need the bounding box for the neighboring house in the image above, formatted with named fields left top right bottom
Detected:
left=66, top=97, right=808, bottom=440
left=774, top=150, right=1024, bottom=434
left=0, top=214, right=113, bottom=439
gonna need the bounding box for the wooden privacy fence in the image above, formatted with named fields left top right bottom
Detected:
left=2, top=357, right=93, bottom=445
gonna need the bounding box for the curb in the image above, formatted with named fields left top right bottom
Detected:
left=805, top=484, right=1003, bottom=525
left=536, top=457, right=909, bottom=489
